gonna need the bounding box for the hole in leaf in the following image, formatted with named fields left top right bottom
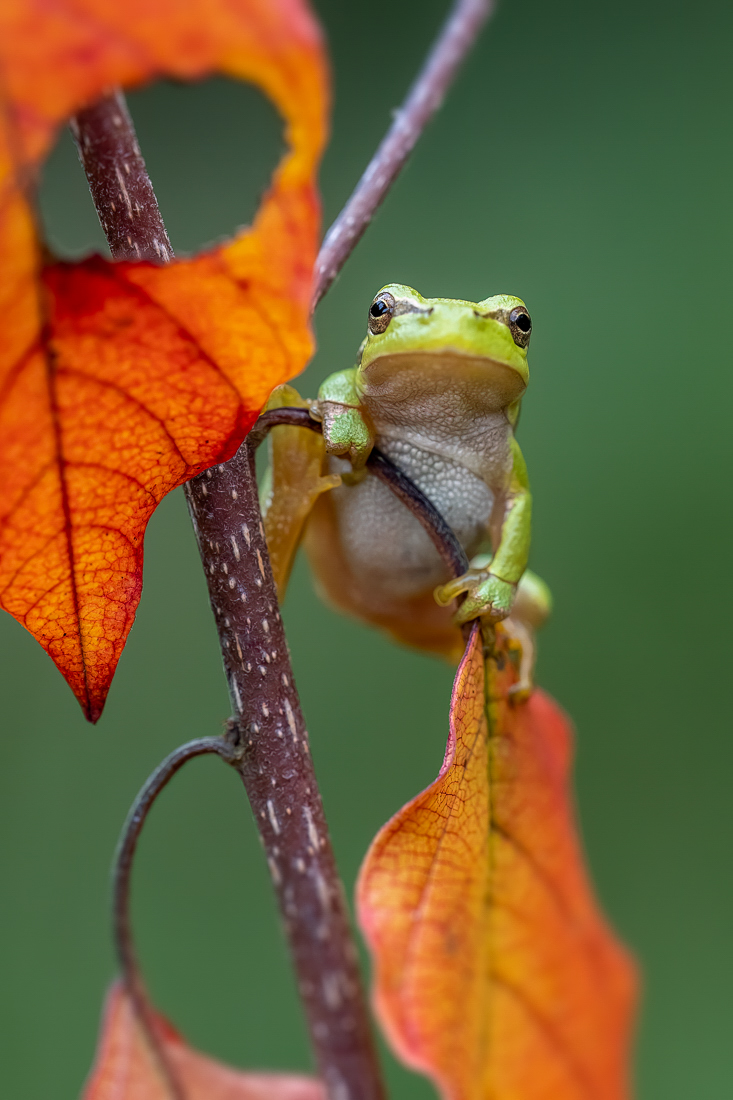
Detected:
left=38, top=129, right=109, bottom=259
left=39, top=76, right=285, bottom=260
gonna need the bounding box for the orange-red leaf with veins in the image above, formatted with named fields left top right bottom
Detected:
left=357, top=624, right=638, bottom=1100
left=84, top=982, right=325, bottom=1100
left=0, top=0, right=328, bottom=719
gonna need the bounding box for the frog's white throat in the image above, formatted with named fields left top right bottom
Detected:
left=360, top=349, right=525, bottom=420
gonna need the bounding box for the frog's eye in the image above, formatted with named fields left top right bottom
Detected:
left=368, top=292, right=395, bottom=335
left=509, top=307, right=531, bottom=348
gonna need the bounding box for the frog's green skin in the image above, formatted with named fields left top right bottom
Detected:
left=314, top=284, right=535, bottom=625
left=265, top=283, right=550, bottom=691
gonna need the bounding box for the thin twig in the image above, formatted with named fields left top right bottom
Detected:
left=312, top=0, right=496, bottom=308
left=252, top=407, right=469, bottom=579
left=113, top=736, right=241, bottom=1098
left=252, top=410, right=473, bottom=646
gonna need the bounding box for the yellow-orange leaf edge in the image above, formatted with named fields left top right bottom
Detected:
left=357, top=624, right=638, bottom=1100
left=83, top=981, right=326, bottom=1100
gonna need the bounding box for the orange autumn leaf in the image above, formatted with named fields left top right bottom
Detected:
left=0, top=0, right=328, bottom=720
left=84, top=981, right=325, bottom=1100
left=357, top=624, right=638, bottom=1100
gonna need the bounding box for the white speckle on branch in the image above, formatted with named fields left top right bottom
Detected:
left=267, top=799, right=281, bottom=835
left=285, top=698, right=297, bottom=741
left=303, top=805, right=320, bottom=851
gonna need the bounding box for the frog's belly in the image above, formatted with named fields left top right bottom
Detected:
left=328, top=440, right=493, bottom=599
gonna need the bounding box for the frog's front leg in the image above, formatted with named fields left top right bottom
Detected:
left=312, top=367, right=375, bottom=474
left=435, top=437, right=531, bottom=625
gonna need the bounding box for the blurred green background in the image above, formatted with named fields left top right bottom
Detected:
left=2, top=0, right=732, bottom=1094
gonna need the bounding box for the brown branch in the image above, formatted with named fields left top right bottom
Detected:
left=71, top=99, right=385, bottom=1100
left=71, top=1, right=494, bottom=1093
left=185, top=447, right=386, bottom=1100
left=70, top=90, right=173, bottom=263
left=312, top=0, right=496, bottom=309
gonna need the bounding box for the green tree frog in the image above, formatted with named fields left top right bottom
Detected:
left=263, top=284, right=551, bottom=697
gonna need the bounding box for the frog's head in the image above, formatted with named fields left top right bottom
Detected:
left=356, top=284, right=530, bottom=411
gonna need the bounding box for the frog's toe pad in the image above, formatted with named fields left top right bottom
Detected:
left=434, top=569, right=483, bottom=608
left=508, top=680, right=532, bottom=706
left=454, top=575, right=516, bottom=625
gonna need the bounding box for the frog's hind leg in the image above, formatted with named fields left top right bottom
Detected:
left=262, top=385, right=341, bottom=603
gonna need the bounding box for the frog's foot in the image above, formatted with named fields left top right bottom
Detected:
left=316, top=402, right=375, bottom=469
left=435, top=570, right=516, bottom=625
left=502, top=617, right=536, bottom=705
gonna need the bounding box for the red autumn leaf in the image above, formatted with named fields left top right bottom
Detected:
left=357, top=624, right=638, bottom=1100
left=0, top=0, right=328, bottom=719
left=83, top=981, right=325, bottom=1100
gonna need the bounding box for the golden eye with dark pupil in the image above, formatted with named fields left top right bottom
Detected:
left=368, top=291, right=395, bottom=334
left=509, top=307, right=532, bottom=348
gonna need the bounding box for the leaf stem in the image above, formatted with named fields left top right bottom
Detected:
left=312, top=0, right=496, bottom=308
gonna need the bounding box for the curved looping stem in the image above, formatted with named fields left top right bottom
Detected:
left=246, top=405, right=322, bottom=450
left=113, top=733, right=242, bottom=1099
